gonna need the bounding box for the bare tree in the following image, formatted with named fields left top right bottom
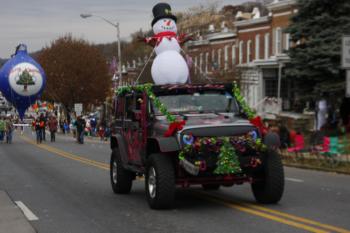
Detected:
left=37, top=35, right=111, bottom=111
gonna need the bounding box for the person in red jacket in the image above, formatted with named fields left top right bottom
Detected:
left=48, top=115, right=58, bottom=142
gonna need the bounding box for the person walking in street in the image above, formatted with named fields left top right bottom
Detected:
left=34, top=117, right=43, bottom=144
left=39, top=113, right=47, bottom=141
left=76, top=116, right=86, bottom=144
left=5, top=116, right=14, bottom=144
left=0, top=117, right=5, bottom=142
left=48, top=115, right=58, bottom=142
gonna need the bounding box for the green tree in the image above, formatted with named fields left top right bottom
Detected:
left=285, top=0, right=350, bottom=97
left=37, top=35, right=111, bottom=110
left=16, top=70, right=35, bottom=91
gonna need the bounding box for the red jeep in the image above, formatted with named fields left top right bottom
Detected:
left=110, top=83, right=284, bottom=209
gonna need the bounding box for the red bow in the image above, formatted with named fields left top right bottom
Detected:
left=249, top=116, right=268, bottom=136
left=164, top=120, right=186, bottom=137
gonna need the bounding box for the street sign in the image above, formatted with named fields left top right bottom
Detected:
left=74, top=103, right=83, bottom=116
left=342, top=35, right=350, bottom=69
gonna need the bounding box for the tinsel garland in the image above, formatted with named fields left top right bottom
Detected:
left=116, top=84, right=176, bottom=123
left=232, top=81, right=268, bottom=135
left=232, top=81, right=256, bottom=119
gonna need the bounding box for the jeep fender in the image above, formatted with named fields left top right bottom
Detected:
left=264, top=132, right=280, bottom=149
left=111, top=134, right=129, bottom=165
left=147, top=137, right=180, bottom=155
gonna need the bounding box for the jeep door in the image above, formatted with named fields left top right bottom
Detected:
left=122, top=93, right=146, bottom=165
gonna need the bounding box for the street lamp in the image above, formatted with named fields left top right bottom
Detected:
left=80, top=13, right=122, bottom=87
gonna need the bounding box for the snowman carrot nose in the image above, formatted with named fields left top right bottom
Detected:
left=166, top=20, right=171, bottom=26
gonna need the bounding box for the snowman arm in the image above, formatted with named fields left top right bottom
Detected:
left=139, top=36, right=157, bottom=47
left=178, top=33, right=193, bottom=45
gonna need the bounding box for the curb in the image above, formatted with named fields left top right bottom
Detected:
left=0, top=190, right=37, bottom=233
left=283, top=162, right=350, bottom=175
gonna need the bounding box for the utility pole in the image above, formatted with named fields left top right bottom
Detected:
left=80, top=13, right=122, bottom=88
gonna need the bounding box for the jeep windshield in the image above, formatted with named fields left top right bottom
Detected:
left=153, top=92, right=239, bottom=114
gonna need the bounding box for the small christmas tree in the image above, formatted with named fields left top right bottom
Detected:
left=214, top=138, right=242, bottom=175
left=16, top=70, right=35, bottom=91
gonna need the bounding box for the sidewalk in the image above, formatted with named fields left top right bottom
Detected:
left=0, top=191, right=36, bottom=233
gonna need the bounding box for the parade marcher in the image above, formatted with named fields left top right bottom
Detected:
left=71, top=118, right=77, bottom=138
left=39, top=113, right=47, bottom=141
left=0, top=117, right=5, bottom=142
left=5, top=116, right=14, bottom=144
left=48, top=115, right=58, bottom=142
left=35, top=117, right=43, bottom=144
left=315, top=93, right=328, bottom=131
left=76, top=116, right=86, bottom=144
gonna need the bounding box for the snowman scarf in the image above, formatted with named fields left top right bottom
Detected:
left=144, top=31, right=188, bottom=46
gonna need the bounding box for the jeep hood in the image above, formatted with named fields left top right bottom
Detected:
left=154, top=113, right=256, bottom=137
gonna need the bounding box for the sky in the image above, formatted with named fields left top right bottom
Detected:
left=0, top=0, right=248, bottom=58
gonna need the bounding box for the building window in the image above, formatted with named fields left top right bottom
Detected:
left=194, top=56, right=198, bottom=74
left=224, top=45, right=229, bottom=70
left=239, top=41, right=243, bottom=64
left=264, top=33, right=270, bottom=59
left=275, top=27, right=282, bottom=54
left=255, top=34, right=260, bottom=60
left=285, top=33, right=290, bottom=51
left=218, top=49, right=222, bottom=69
left=247, top=40, right=252, bottom=63
left=211, top=50, right=215, bottom=71
left=199, top=53, right=203, bottom=74
left=264, top=78, right=278, bottom=97
left=205, top=52, right=209, bottom=73
left=232, top=45, right=236, bottom=66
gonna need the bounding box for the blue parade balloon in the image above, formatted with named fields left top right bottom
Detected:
left=0, top=44, right=46, bottom=119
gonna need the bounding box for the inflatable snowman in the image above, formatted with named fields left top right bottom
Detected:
left=146, top=3, right=189, bottom=85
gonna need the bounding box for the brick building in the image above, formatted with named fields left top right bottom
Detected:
left=185, top=24, right=236, bottom=83
left=235, top=0, right=297, bottom=114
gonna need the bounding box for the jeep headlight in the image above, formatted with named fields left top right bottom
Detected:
left=249, top=129, right=259, bottom=141
left=182, top=134, right=194, bottom=145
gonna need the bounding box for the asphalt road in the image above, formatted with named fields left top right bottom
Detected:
left=0, top=128, right=349, bottom=233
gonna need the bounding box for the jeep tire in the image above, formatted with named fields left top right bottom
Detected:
left=110, top=149, right=134, bottom=194
left=251, top=149, right=284, bottom=204
left=145, top=154, right=175, bottom=209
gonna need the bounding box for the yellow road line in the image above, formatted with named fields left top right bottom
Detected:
left=20, top=135, right=349, bottom=233
left=242, top=203, right=350, bottom=233
left=197, top=194, right=329, bottom=233
left=196, top=192, right=350, bottom=233
left=21, top=136, right=109, bottom=171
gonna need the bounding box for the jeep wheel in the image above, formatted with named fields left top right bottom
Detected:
left=251, top=150, right=284, bottom=204
left=202, top=184, right=220, bottom=190
left=145, top=154, right=175, bottom=209
left=110, top=149, right=134, bottom=194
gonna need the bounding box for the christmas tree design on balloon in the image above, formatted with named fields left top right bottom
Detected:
left=16, top=69, right=35, bottom=92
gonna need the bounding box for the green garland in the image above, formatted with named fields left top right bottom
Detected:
left=116, top=84, right=176, bottom=123
left=232, top=81, right=256, bottom=119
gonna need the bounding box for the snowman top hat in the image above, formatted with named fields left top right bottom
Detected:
left=152, top=2, right=177, bottom=27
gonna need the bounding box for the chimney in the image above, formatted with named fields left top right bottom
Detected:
left=208, top=24, right=215, bottom=33
left=235, top=11, right=243, bottom=20
left=252, top=7, right=260, bottom=19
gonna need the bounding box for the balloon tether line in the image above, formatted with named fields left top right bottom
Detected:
left=135, top=48, right=155, bottom=85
